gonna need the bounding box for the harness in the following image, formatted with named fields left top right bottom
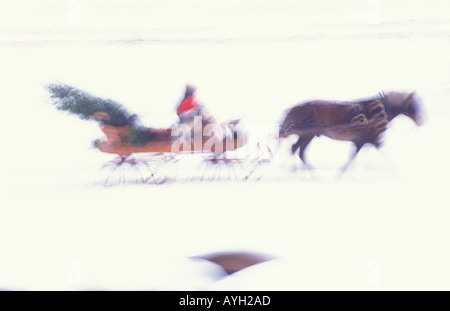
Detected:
left=348, top=98, right=389, bottom=146
left=368, top=99, right=389, bottom=138
left=350, top=103, right=368, bottom=126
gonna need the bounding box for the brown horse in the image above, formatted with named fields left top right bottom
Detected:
left=279, top=91, right=425, bottom=173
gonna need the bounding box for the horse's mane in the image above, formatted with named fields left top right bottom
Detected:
left=338, top=91, right=415, bottom=110
left=379, top=91, right=416, bottom=109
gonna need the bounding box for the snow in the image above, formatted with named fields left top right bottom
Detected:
left=1, top=0, right=450, bottom=290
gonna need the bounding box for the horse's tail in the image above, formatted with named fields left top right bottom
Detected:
left=279, top=104, right=311, bottom=138
left=279, top=109, right=297, bottom=138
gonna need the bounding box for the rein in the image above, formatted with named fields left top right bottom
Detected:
left=377, top=94, right=392, bottom=118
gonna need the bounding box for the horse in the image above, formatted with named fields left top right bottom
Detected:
left=279, top=91, right=425, bottom=174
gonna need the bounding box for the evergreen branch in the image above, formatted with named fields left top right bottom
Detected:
left=46, top=83, right=157, bottom=146
left=46, top=83, right=136, bottom=127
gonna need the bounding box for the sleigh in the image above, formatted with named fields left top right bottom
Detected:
left=46, top=83, right=269, bottom=185
left=95, top=119, right=267, bottom=184
left=95, top=120, right=246, bottom=157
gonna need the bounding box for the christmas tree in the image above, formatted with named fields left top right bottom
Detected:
left=46, top=83, right=135, bottom=126
left=46, top=83, right=152, bottom=145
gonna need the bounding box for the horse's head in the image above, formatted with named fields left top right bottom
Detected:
left=401, top=92, right=425, bottom=126
left=384, top=92, right=425, bottom=126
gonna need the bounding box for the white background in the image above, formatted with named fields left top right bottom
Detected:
left=0, top=0, right=450, bottom=290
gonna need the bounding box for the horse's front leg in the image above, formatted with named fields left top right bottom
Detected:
left=339, top=142, right=365, bottom=177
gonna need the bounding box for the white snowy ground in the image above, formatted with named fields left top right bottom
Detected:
left=1, top=0, right=450, bottom=290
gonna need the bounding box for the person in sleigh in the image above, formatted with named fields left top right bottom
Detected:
left=175, top=84, right=233, bottom=148
left=176, top=84, right=214, bottom=127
